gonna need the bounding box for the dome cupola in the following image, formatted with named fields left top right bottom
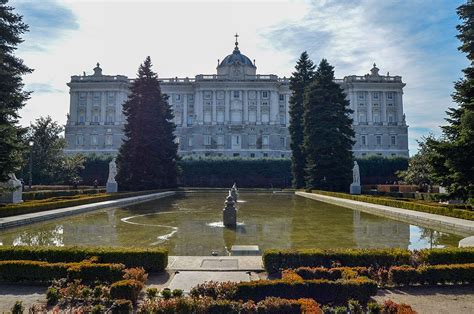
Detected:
left=217, top=34, right=256, bottom=77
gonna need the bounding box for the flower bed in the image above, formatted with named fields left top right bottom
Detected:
left=0, top=246, right=168, bottom=272
left=263, top=248, right=411, bottom=274
left=312, top=190, right=474, bottom=220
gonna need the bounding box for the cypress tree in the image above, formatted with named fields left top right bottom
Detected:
left=302, top=59, right=355, bottom=191
left=426, top=1, right=474, bottom=200
left=116, top=57, right=178, bottom=191
left=0, top=0, right=32, bottom=182
left=289, top=51, right=315, bottom=188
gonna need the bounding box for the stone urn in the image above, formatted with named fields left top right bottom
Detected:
left=223, top=192, right=237, bottom=227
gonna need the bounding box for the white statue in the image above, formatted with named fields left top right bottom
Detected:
left=108, top=158, right=117, bottom=183
left=352, top=161, right=360, bottom=184
left=0, top=173, right=23, bottom=203
left=106, top=158, right=118, bottom=193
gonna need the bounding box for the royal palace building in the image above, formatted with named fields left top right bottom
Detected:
left=64, top=38, right=409, bottom=158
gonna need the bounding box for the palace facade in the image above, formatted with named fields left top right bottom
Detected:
left=64, top=39, right=409, bottom=158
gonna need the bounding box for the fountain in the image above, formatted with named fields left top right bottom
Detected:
left=230, top=183, right=238, bottom=202
left=223, top=191, right=237, bottom=227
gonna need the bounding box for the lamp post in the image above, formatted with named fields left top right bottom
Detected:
left=28, top=140, right=34, bottom=190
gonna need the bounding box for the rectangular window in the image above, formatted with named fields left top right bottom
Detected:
left=91, top=134, right=98, bottom=146
left=376, top=135, right=382, bottom=145
left=107, top=92, right=114, bottom=104
left=204, top=91, right=211, bottom=99
left=261, top=112, right=270, bottom=123
left=76, top=134, right=84, bottom=146
left=373, top=92, right=379, bottom=99
left=358, top=92, right=365, bottom=99
left=204, top=111, right=212, bottom=123
left=391, top=135, right=396, bottom=145
left=187, top=115, right=194, bottom=126
left=279, top=94, right=285, bottom=101
left=249, top=111, right=256, bottom=123
left=188, top=95, right=194, bottom=101
left=233, top=91, right=239, bottom=98
left=280, top=115, right=286, bottom=125
left=262, top=91, right=268, bottom=98
left=262, top=135, right=269, bottom=146
left=387, top=92, right=393, bottom=100
left=188, top=136, right=193, bottom=147
left=204, top=135, right=211, bottom=146
left=250, top=153, right=255, bottom=158
left=217, top=111, right=225, bottom=123
left=105, top=134, right=113, bottom=146
left=217, top=135, right=224, bottom=145
left=175, top=94, right=181, bottom=101
left=249, top=135, right=257, bottom=146
left=359, top=103, right=365, bottom=106
left=280, top=137, right=285, bottom=146
left=361, top=135, right=367, bottom=146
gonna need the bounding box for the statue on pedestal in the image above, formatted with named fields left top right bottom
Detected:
left=350, top=161, right=361, bottom=195
left=0, top=173, right=23, bottom=204
left=230, top=183, right=238, bottom=202
left=223, top=191, right=237, bottom=227
left=106, top=158, right=118, bottom=193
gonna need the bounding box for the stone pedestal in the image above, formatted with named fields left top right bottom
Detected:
left=106, top=182, right=118, bottom=193
left=0, top=174, right=23, bottom=204
left=350, top=183, right=361, bottom=195
left=223, top=194, right=237, bottom=227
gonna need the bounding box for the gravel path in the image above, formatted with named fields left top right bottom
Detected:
left=0, top=284, right=46, bottom=312
left=373, top=286, right=474, bottom=314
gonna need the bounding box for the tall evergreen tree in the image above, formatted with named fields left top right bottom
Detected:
left=289, top=51, right=315, bottom=188
left=302, top=59, right=354, bottom=191
left=426, top=1, right=474, bottom=200
left=116, top=57, right=178, bottom=191
left=0, top=0, right=32, bottom=182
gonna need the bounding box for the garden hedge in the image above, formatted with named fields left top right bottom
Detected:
left=0, top=189, right=168, bottom=218
left=0, top=260, right=124, bottom=283
left=286, top=266, right=370, bottom=281
left=0, top=246, right=168, bottom=272
left=110, top=279, right=144, bottom=304
left=389, top=263, right=474, bottom=286
left=263, top=248, right=411, bottom=273
left=22, top=188, right=104, bottom=201
left=313, top=190, right=474, bottom=220
left=417, top=247, right=474, bottom=265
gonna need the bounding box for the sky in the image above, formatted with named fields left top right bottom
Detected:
left=12, top=0, right=469, bottom=155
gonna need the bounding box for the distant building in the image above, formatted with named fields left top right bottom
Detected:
left=64, top=37, right=409, bottom=158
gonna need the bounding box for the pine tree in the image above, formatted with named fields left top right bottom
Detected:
left=116, top=57, right=178, bottom=191
left=0, top=0, right=32, bottom=182
left=302, top=59, right=355, bottom=191
left=289, top=51, right=315, bottom=188
left=426, top=2, right=474, bottom=200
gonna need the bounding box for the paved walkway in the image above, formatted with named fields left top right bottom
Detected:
left=0, top=191, right=176, bottom=230
left=297, top=192, right=474, bottom=236
left=167, top=256, right=264, bottom=271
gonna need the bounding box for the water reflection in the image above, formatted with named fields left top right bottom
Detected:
left=0, top=193, right=462, bottom=255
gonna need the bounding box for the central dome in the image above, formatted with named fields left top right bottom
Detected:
left=218, top=46, right=256, bottom=68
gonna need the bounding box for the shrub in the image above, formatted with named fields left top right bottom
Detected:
left=146, top=287, right=158, bottom=299
left=389, top=263, right=474, bottom=286
left=22, top=189, right=104, bottom=201
left=0, top=260, right=124, bottom=283
left=123, top=267, right=148, bottom=284
left=11, top=301, right=24, bottom=314
left=417, top=247, right=474, bottom=265
left=91, top=304, right=105, bottom=314
left=46, top=287, right=60, bottom=305
left=110, top=299, right=133, bottom=314
left=189, top=281, right=238, bottom=300
left=348, top=299, right=363, bottom=314
left=381, top=300, right=416, bottom=314
left=161, top=288, right=172, bottom=300
left=367, top=302, right=382, bottom=314
left=110, top=279, right=143, bottom=304
left=172, top=289, right=183, bottom=298
left=292, top=266, right=369, bottom=281
left=263, top=248, right=411, bottom=273
left=313, top=190, right=474, bottom=220
left=0, top=246, right=168, bottom=272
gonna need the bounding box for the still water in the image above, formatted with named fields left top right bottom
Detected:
left=0, top=192, right=462, bottom=255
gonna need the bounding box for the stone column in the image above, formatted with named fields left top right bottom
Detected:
left=243, top=90, right=248, bottom=125
left=397, top=91, right=404, bottom=123
left=285, top=94, right=290, bottom=126
left=270, top=90, right=278, bottom=125
left=86, top=92, right=92, bottom=125
left=351, top=90, right=358, bottom=124
left=183, top=94, right=188, bottom=127
left=196, top=90, right=203, bottom=125
left=367, top=91, right=372, bottom=125
left=69, top=91, right=77, bottom=124
left=115, top=91, right=122, bottom=125
left=225, top=90, right=230, bottom=123
left=100, top=91, right=106, bottom=125
left=256, top=90, right=261, bottom=124
left=381, top=91, right=387, bottom=124
left=212, top=90, right=217, bottom=125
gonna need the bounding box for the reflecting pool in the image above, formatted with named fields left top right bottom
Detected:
left=0, top=192, right=462, bottom=255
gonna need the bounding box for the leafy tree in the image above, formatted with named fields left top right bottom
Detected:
left=61, top=154, right=85, bottom=186
left=23, top=116, right=66, bottom=184
left=397, top=137, right=435, bottom=189
left=116, top=57, right=178, bottom=191
left=289, top=51, right=315, bottom=188
left=302, top=59, right=355, bottom=191
left=0, top=0, right=32, bottom=182
left=426, top=2, right=474, bottom=200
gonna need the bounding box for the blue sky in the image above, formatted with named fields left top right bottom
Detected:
left=13, top=0, right=468, bottom=155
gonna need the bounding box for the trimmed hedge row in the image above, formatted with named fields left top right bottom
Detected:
left=190, top=278, right=377, bottom=304
left=418, top=247, right=474, bottom=265
left=389, top=263, right=474, bottom=286
left=263, top=248, right=411, bottom=274
left=313, top=190, right=474, bottom=220
left=0, top=189, right=168, bottom=218
left=288, top=266, right=370, bottom=281
left=22, top=189, right=104, bottom=201
left=0, top=260, right=124, bottom=283
left=110, top=279, right=144, bottom=304
left=0, top=246, right=168, bottom=272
